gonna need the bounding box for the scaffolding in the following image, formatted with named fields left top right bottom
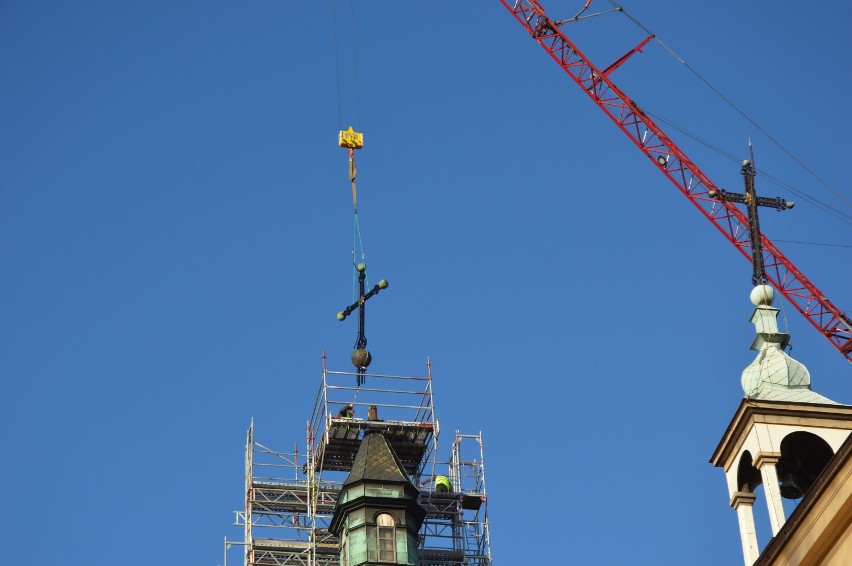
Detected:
left=228, top=360, right=493, bottom=566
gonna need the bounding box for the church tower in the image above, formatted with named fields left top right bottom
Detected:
left=329, top=430, right=426, bottom=565
left=227, top=126, right=493, bottom=565
left=710, top=284, right=852, bottom=565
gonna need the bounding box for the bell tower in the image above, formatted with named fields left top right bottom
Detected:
left=710, top=285, right=852, bottom=565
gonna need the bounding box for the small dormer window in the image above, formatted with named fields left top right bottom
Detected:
left=376, top=513, right=396, bottom=562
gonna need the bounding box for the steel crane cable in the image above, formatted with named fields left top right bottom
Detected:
left=345, top=0, right=362, bottom=131
left=606, top=0, right=852, bottom=211
left=331, top=0, right=369, bottom=298
left=330, top=0, right=342, bottom=129
left=331, top=0, right=363, bottom=131
left=773, top=239, right=852, bottom=248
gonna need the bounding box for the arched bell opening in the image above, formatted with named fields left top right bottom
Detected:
left=737, top=450, right=762, bottom=493
left=777, top=431, right=834, bottom=500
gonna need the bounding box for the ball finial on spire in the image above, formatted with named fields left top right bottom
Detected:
left=750, top=284, right=775, bottom=307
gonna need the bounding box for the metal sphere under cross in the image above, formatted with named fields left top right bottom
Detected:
left=336, top=263, right=388, bottom=385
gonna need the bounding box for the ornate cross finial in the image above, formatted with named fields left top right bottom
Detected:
left=336, top=263, right=388, bottom=385
left=708, top=149, right=794, bottom=285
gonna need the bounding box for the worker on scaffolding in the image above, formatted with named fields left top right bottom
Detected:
left=419, top=474, right=452, bottom=493
left=337, top=403, right=354, bottom=419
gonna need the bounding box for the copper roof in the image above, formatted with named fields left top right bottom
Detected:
left=343, top=430, right=414, bottom=487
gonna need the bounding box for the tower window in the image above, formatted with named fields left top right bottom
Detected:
left=376, top=513, right=396, bottom=562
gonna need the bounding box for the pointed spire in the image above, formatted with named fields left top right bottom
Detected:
left=343, top=431, right=414, bottom=488
left=740, top=285, right=835, bottom=404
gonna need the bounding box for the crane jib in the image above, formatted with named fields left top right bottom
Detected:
left=500, top=0, right=852, bottom=361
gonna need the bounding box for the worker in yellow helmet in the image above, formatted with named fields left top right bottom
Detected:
left=419, top=474, right=452, bottom=493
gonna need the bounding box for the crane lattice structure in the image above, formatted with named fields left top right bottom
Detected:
left=229, top=361, right=492, bottom=566
left=500, top=0, right=852, bottom=362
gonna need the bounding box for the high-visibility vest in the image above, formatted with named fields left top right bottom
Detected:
left=435, top=475, right=451, bottom=492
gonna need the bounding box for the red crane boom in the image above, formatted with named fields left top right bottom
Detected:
left=500, top=0, right=852, bottom=362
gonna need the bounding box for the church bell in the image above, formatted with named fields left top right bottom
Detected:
left=778, top=467, right=804, bottom=500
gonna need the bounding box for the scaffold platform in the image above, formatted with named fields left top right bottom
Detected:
left=229, top=363, right=492, bottom=566
left=314, top=417, right=434, bottom=473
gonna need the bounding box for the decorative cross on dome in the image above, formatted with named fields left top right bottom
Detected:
left=336, top=263, right=388, bottom=385
left=708, top=148, right=793, bottom=285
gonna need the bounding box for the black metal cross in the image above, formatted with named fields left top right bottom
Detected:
left=336, top=263, right=388, bottom=384
left=708, top=153, right=794, bottom=285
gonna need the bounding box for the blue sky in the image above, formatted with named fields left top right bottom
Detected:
left=1, top=1, right=850, bottom=564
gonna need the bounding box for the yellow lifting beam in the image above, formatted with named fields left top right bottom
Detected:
left=339, top=126, right=364, bottom=212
